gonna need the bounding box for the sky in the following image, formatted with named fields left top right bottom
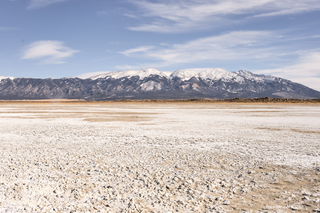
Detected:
left=1, top=0, right=320, bottom=91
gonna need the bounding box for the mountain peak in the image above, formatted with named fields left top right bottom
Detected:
left=236, top=70, right=278, bottom=82
left=0, top=76, right=15, bottom=81
left=199, top=68, right=236, bottom=80
left=143, top=67, right=160, bottom=73
left=86, top=68, right=167, bottom=80
left=171, top=69, right=199, bottom=81
left=236, top=70, right=252, bottom=74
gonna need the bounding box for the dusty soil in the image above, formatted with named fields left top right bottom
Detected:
left=0, top=103, right=319, bottom=212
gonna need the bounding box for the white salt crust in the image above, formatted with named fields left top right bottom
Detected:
left=0, top=103, right=319, bottom=212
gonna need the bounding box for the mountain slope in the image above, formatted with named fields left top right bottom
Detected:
left=1, top=68, right=319, bottom=100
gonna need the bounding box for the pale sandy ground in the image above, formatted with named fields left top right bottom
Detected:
left=0, top=103, right=319, bottom=213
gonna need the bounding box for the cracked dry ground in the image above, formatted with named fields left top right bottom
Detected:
left=0, top=102, right=320, bottom=212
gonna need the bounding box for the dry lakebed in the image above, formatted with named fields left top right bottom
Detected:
left=0, top=101, right=319, bottom=212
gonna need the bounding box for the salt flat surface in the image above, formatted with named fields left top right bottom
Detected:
left=0, top=103, right=319, bottom=212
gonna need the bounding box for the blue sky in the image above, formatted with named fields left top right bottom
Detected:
left=1, top=0, right=320, bottom=90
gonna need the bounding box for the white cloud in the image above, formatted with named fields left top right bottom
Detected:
left=255, top=51, right=320, bottom=91
left=114, top=63, right=167, bottom=70
left=114, top=65, right=138, bottom=70
left=0, top=27, right=19, bottom=31
left=22, top=40, right=79, bottom=64
left=121, top=46, right=154, bottom=56
left=128, top=0, right=320, bottom=32
left=121, top=31, right=278, bottom=64
left=254, top=7, right=313, bottom=17
left=27, top=0, right=70, bottom=9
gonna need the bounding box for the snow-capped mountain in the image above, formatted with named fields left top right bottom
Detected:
left=0, top=68, right=319, bottom=100
left=0, top=76, right=15, bottom=81
left=88, top=68, right=168, bottom=80
left=82, top=68, right=281, bottom=84
left=170, top=69, right=198, bottom=81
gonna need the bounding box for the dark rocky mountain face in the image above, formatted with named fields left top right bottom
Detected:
left=1, top=69, right=320, bottom=100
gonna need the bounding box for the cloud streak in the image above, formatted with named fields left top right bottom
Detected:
left=127, top=0, right=320, bottom=32
left=121, top=31, right=278, bottom=64
left=27, top=0, right=71, bottom=9
left=22, top=40, right=79, bottom=64
left=0, top=27, right=20, bottom=31
left=255, top=51, right=320, bottom=91
left=121, top=46, right=154, bottom=56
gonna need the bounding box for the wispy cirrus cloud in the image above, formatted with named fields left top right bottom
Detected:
left=121, top=30, right=279, bottom=64
left=0, top=27, right=20, bottom=31
left=121, top=46, right=154, bottom=56
left=127, top=0, right=320, bottom=33
left=27, top=0, right=71, bottom=9
left=255, top=51, right=320, bottom=91
left=22, top=40, right=79, bottom=64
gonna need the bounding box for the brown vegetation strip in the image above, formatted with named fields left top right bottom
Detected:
left=83, top=116, right=151, bottom=122
left=1, top=97, right=320, bottom=104
left=256, top=127, right=320, bottom=134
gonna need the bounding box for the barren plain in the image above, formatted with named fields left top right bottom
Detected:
left=0, top=102, right=320, bottom=212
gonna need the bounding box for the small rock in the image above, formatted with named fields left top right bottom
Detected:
left=302, top=191, right=311, bottom=196
left=302, top=196, right=309, bottom=201
left=222, top=200, right=230, bottom=205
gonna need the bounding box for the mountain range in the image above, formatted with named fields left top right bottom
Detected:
left=1, top=68, right=320, bottom=100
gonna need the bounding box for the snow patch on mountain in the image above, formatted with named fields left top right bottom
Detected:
left=88, top=68, right=168, bottom=80
left=171, top=69, right=199, bottom=81
left=199, top=68, right=237, bottom=81
left=77, top=71, right=109, bottom=79
left=236, top=70, right=278, bottom=83
left=140, top=81, right=162, bottom=91
left=0, top=76, right=15, bottom=81
left=170, top=68, right=245, bottom=82
left=163, top=71, right=173, bottom=77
